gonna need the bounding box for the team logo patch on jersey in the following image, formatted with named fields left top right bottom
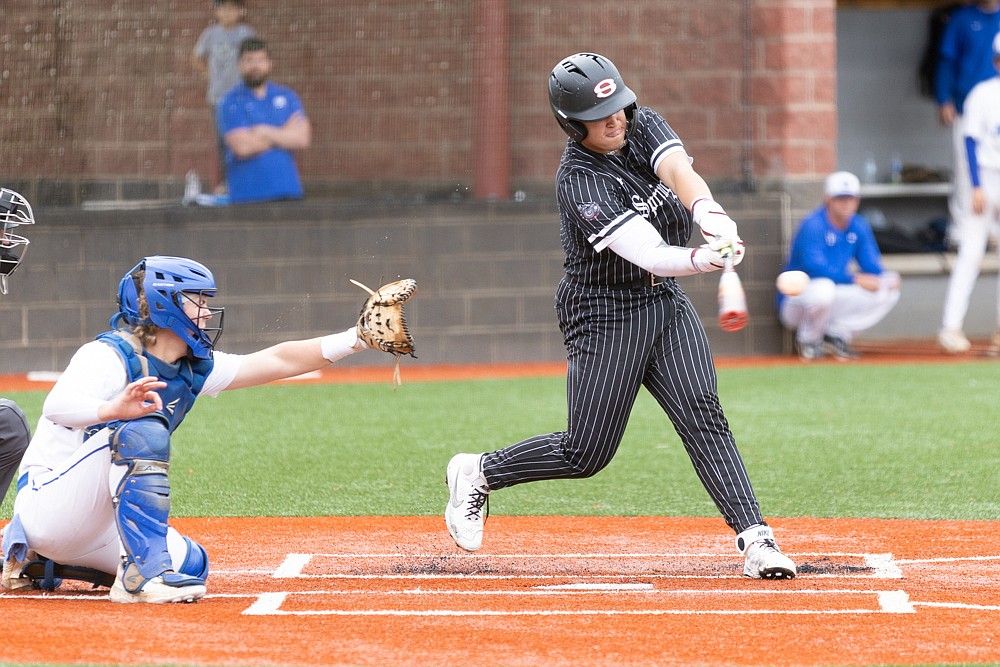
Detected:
left=578, top=202, right=601, bottom=221
left=594, top=78, right=617, bottom=98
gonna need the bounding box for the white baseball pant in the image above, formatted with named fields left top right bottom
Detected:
left=780, top=275, right=901, bottom=344
left=941, top=168, right=1000, bottom=331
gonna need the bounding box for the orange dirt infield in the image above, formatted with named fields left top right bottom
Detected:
left=1, top=515, right=998, bottom=666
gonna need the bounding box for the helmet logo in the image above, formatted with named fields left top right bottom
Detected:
left=594, top=78, right=617, bottom=98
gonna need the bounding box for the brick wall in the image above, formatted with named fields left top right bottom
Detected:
left=1, top=0, right=837, bottom=203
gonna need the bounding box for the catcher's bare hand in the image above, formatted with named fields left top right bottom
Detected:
left=99, top=376, right=165, bottom=422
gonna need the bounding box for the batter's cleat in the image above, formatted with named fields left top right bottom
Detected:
left=445, top=453, right=490, bottom=552
left=938, top=328, right=971, bottom=354
left=736, top=525, right=797, bottom=580
left=823, top=335, right=859, bottom=361
left=796, top=340, right=825, bottom=362
left=110, top=565, right=206, bottom=604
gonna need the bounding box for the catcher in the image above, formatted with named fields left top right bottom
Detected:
left=1, top=256, right=415, bottom=603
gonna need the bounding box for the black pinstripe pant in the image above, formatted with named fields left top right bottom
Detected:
left=481, top=278, right=765, bottom=533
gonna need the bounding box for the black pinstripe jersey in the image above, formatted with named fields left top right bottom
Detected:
left=556, top=106, right=694, bottom=287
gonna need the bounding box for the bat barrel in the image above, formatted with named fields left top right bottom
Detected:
left=717, top=268, right=748, bottom=332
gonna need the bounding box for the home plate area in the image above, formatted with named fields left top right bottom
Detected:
left=222, top=549, right=928, bottom=617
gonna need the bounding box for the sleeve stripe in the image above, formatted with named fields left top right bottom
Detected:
left=590, top=211, right=639, bottom=251
left=651, top=141, right=685, bottom=172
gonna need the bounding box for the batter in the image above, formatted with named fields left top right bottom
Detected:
left=445, top=53, right=796, bottom=579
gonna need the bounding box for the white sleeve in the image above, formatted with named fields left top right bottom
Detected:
left=199, top=350, right=243, bottom=397
left=41, top=342, right=128, bottom=428
left=606, top=217, right=701, bottom=277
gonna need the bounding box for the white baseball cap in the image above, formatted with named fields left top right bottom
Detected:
left=825, top=171, right=861, bottom=198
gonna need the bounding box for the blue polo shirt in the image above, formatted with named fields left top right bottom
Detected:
left=218, top=82, right=306, bottom=204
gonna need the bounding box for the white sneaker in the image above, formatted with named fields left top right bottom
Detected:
left=1, top=549, right=36, bottom=591
left=988, top=331, right=1000, bottom=357
left=445, top=453, right=490, bottom=552
left=110, top=564, right=206, bottom=604
left=938, top=328, right=971, bottom=354
left=736, top=525, right=796, bottom=580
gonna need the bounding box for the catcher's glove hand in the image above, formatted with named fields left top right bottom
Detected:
left=351, top=278, right=417, bottom=386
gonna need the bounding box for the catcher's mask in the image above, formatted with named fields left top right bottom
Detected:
left=110, top=256, right=225, bottom=360
left=548, top=52, right=637, bottom=143
left=0, top=188, right=35, bottom=295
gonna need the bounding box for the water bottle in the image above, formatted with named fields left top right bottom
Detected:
left=890, top=153, right=902, bottom=184
left=183, top=170, right=201, bottom=205
left=863, top=154, right=878, bottom=184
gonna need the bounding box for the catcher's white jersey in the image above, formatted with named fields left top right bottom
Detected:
left=19, top=341, right=241, bottom=475
left=963, top=76, right=1000, bottom=172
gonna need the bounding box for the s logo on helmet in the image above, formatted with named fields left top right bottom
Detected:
left=594, top=78, right=617, bottom=98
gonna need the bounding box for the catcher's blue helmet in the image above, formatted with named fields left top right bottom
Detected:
left=111, top=256, right=224, bottom=359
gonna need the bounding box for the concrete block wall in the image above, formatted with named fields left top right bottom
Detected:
left=0, top=194, right=789, bottom=375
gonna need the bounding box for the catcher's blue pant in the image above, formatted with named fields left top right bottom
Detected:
left=481, top=279, right=765, bottom=533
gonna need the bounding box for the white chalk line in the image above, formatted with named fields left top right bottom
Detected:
left=228, top=551, right=998, bottom=616
left=240, top=588, right=917, bottom=617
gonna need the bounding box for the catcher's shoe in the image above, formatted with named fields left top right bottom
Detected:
left=445, top=453, right=490, bottom=552
left=110, top=564, right=206, bottom=604
left=736, top=525, right=797, bottom=580
left=1, top=549, right=37, bottom=592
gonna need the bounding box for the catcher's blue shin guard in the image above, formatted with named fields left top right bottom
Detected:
left=111, top=417, right=203, bottom=593
left=175, top=535, right=209, bottom=580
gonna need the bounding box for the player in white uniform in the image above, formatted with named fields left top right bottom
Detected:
left=939, top=32, right=1000, bottom=353
left=1, top=256, right=369, bottom=602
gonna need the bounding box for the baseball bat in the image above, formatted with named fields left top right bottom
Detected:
left=717, top=254, right=748, bottom=332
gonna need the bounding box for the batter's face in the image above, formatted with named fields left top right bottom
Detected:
left=580, top=110, right=628, bottom=154
left=240, top=49, right=272, bottom=89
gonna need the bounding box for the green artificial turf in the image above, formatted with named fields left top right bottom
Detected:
left=2, top=361, right=997, bottom=520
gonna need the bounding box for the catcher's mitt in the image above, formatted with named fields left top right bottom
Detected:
left=351, top=278, right=417, bottom=386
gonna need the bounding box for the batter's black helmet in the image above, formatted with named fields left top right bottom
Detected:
left=548, top=53, right=637, bottom=142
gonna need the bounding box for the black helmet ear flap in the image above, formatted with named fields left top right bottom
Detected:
left=553, top=109, right=588, bottom=142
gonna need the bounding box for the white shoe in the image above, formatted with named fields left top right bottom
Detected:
left=445, top=453, right=490, bottom=552
left=110, top=564, right=206, bottom=604
left=988, top=331, right=1000, bottom=357
left=938, top=328, right=971, bottom=354
left=1, top=549, right=36, bottom=591
left=736, top=525, right=796, bottom=580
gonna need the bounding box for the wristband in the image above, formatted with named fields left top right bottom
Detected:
left=320, top=328, right=364, bottom=363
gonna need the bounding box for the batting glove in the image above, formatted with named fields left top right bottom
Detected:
left=692, top=197, right=739, bottom=248
left=690, top=241, right=746, bottom=273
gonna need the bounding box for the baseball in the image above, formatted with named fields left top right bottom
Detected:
left=776, top=270, right=809, bottom=296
